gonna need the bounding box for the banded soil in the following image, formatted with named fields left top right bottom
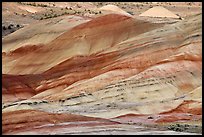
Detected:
left=2, top=2, right=202, bottom=135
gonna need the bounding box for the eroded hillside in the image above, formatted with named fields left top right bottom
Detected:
left=2, top=2, right=202, bottom=135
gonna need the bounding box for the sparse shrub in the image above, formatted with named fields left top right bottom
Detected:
left=77, top=4, right=81, bottom=8
left=33, top=102, right=38, bottom=105
left=32, top=3, right=36, bottom=6
left=127, top=11, right=134, bottom=15
left=2, top=26, right=6, bottom=30
left=36, top=3, right=47, bottom=7
left=34, top=3, right=47, bottom=7
left=147, top=116, right=153, bottom=119
left=53, top=14, right=57, bottom=17
left=42, top=100, right=48, bottom=103
left=21, top=13, right=26, bottom=17
left=27, top=102, right=32, bottom=105
left=8, top=25, right=13, bottom=29
left=98, top=2, right=102, bottom=6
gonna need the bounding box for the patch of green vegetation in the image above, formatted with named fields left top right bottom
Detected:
left=39, top=9, right=77, bottom=20
left=167, top=123, right=202, bottom=134
left=20, top=2, right=48, bottom=7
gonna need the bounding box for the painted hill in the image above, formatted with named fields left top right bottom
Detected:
left=99, top=4, right=132, bottom=17
left=2, top=12, right=202, bottom=135
left=139, top=6, right=180, bottom=19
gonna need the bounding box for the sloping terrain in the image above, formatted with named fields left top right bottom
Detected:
left=2, top=6, right=202, bottom=135
left=99, top=4, right=132, bottom=17
left=139, top=6, right=180, bottom=18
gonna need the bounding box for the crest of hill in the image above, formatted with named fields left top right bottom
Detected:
left=139, top=6, right=180, bottom=19
left=99, top=4, right=132, bottom=17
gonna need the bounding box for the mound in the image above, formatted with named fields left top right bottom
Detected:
left=2, top=14, right=161, bottom=75
left=2, top=15, right=90, bottom=53
left=99, top=4, right=132, bottom=17
left=139, top=6, right=180, bottom=19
